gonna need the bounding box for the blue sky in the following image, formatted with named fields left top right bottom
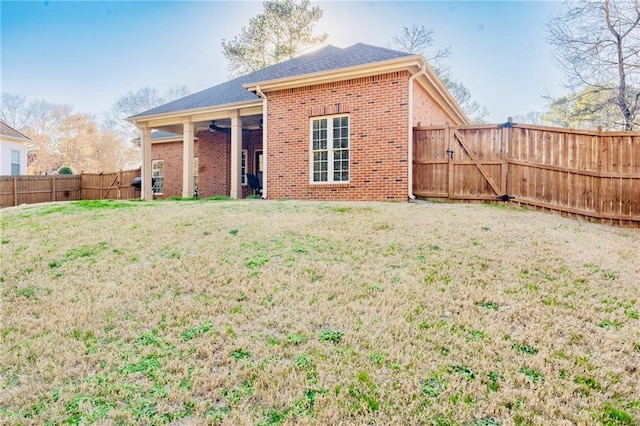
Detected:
left=1, top=1, right=565, bottom=123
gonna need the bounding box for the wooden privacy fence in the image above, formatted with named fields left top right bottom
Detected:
left=0, top=168, right=141, bottom=208
left=413, top=124, right=640, bottom=227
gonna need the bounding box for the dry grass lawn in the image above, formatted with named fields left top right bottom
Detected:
left=1, top=199, right=639, bottom=425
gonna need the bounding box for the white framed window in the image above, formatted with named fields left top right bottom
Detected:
left=310, top=115, right=349, bottom=183
left=11, top=150, right=20, bottom=176
left=152, top=160, right=164, bottom=194
left=241, top=149, right=248, bottom=185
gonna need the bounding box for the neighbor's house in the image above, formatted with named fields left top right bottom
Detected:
left=128, top=43, right=468, bottom=201
left=0, top=121, right=30, bottom=176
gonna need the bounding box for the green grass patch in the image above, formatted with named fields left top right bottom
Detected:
left=475, top=300, right=499, bottom=310
left=449, top=365, right=476, bottom=380
left=420, top=373, right=447, bottom=398
left=319, top=329, right=344, bottom=344
left=230, top=348, right=252, bottom=361
left=511, top=342, right=539, bottom=355
left=519, top=368, right=543, bottom=383
left=182, top=321, right=214, bottom=341
left=72, top=199, right=140, bottom=210
left=600, top=404, right=636, bottom=425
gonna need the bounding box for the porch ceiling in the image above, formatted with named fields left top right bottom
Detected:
left=153, top=114, right=263, bottom=136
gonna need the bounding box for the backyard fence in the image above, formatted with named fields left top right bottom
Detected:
left=413, top=123, right=640, bottom=227
left=0, top=168, right=141, bottom=208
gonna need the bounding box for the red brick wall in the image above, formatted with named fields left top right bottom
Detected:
left=265, top=71, right=411, bottom=201
left=150, top=130, right=263, bottom=198
left=413, top=82, right=456, bottom=126
left=196, top=131, right=231, bottom=197
left=151, top=141, right=183, bottom=198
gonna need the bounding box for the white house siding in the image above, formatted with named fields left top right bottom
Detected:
left=0, top=139, right=28, bottom=175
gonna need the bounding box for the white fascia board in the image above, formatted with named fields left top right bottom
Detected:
left=243, top=55, right=424, bottom=92
left=410, top=57, right=469, bottom=126
left=151, top=136, right=199, bottom=144
left=1, top=135, right=30, bottom=145
left=243, top=54, right=468, bottom=125
left=127, top=100, right=263, bottom=126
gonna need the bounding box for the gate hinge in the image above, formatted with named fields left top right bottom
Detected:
left=496, top=194, right=515, bottom=202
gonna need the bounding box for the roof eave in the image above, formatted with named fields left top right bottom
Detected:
left=126, top=99, right=263, bottom=125
left=414, top=56, right=470, bottom=125
left=152, top=135, right=198, bottom=143
left=1, top=134, right=31, bottom=144
left=243, top=54, right=424, bottom=92
left=243, top=54, right=469, bottom=126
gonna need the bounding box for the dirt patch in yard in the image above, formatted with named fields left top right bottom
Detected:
left=1, top=199, right=638, bottom=425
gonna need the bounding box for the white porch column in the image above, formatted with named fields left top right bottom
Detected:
left=182, top=119, right=195, bottom=198
left=230, top=111, right=243, bottom=199
left=141, top=125, right=153, bottom=201
left=255, top=86, right=268, bottom=199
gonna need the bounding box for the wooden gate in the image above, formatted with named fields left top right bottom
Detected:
left=413, top=124, right=640, bottom=227
left=80, top=169, right=141, bottom=201
left=413, top=125, right=507, bottom=200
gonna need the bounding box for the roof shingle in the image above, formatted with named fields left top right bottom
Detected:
left=0, top=121, right=31, bottom=141
left=131, top=43, right=411, bottom=119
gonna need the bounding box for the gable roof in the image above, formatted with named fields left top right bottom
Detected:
left=0, top=120, right=31, bottom=142
left=131, top=43, right=412, bottom=119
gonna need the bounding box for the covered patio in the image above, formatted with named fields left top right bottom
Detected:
left=130, top=101, right=266, bottom=200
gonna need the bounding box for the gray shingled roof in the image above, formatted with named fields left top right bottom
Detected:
left=150, top=130, right=182, bottom=139
left=0, top=121, right=31, bottom=141
left=133, top=130, right=183, bottom=142
left=131, top=43, right=411, bottom=119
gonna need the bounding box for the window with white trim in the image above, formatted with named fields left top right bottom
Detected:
left=241, top=149, right=248, bottom=185
left=11, top=150, right=20, bottom=176
left=152, top=160, right=164, bottom=194
left=311, top=115, right=349, bottom=183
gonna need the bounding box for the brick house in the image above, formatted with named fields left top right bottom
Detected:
left=128, top=43, right=468, bottom=201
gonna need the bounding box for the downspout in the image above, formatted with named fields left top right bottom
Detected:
left=255, top=85, right=268, bottom=199
left=408, top=64, right=426, bottom=200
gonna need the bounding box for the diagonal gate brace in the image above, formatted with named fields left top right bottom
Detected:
left=452, top=130, right=503, bottom=196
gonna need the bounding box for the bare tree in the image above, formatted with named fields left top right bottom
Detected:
left=24, top=101, right=73, bottom=174
left=0, top=93, right=139, bottom=174
left=436, top=67, right=489, bottom=124
left=52, top=112, right=138, bottom=173
left=392, top=24, right=451, bottom=62
left=0, top=93, right=33, bottom=129
left=547, top=0, right=640, bottom=130
left=222, top=0, right=328, bottom=77
left=103, top=86, right=190, bottom=145
left=391, top=25, right=488, bottom=123
left=511, top=111, right=546, bottom=126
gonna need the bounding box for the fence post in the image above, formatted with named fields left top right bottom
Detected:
left=445, top=124, right=453, bottom=198
left=13, top=177, right=18, bottom=206
left=502, top=119, right=511, bottom=196
left=117, top=170, right=122, bottom=200
left=52, top=176, right=56, bottom=202
left=594, top=126, right=603, bottom=222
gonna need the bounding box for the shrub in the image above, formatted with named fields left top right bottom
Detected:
left=58, top=166, right=73, bottom=175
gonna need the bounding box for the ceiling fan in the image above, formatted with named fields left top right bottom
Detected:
left=208, top=121, right=231, bottom=133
